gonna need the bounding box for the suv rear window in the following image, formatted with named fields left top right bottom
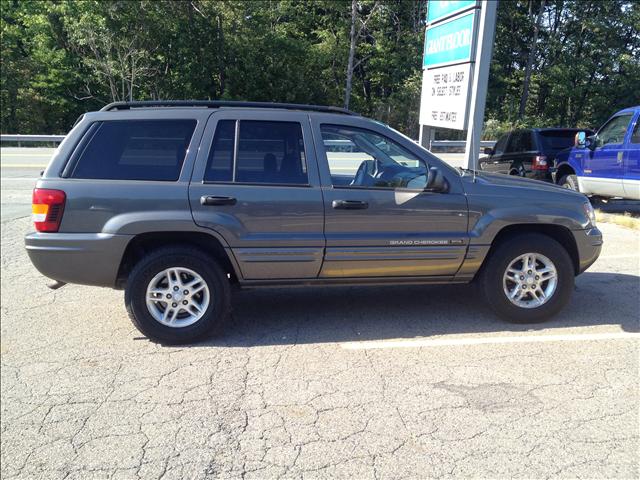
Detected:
left=71, top=120, right=196, bottom=181
left=538, top=130, right=579, bottom=152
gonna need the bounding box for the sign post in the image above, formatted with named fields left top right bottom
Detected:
left=462, top=0, right=497, bottom=170
left=419, top=0, right=497, bottom=164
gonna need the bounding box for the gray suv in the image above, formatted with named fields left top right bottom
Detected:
left=26, top=101, right=603, bottom=343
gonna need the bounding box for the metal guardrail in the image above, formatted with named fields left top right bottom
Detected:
left=1, top=134, right=497, bottom=151
left=429, top=140, right=496, bottom=148
left=1, top=134, right=66, bottom=147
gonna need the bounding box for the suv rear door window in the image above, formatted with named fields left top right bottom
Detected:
left=493, top=134, right=509, bottom=155
left=206, top=120, right=235, bottom=182
left=71, top=120, right=196, bottom=181
left=205, top=120, right=308, bottom=185
left=506, top=131, right=525, bottom=153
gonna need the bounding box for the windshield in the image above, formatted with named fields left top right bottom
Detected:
left=538, top=131, right=580, bottom=152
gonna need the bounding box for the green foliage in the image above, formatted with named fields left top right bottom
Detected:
left=487, top=0, right=640, bottom=132
left=1, top=0, right=639, bottom=137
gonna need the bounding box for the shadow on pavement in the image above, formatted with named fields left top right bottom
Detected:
left=592, top=198, right=640, bottom=217
left=185, top=271, right=639, bottom=348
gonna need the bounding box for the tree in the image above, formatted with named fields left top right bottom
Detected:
left=518, top=0, right=546, bottom=119
left=1, top=0, right=638, bottom=137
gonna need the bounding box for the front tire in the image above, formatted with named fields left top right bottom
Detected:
left=125, top=246, right=231, bottom=344
left=559, top=174, right=579, bottom=191
left=478, top=234, right=574, bottom=323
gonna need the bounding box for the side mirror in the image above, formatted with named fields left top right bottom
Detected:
left=425, top=167, right=449, bottom=193
left=483, top=146, right=494, bottom=155
left=575, top=131, right=586, bottom=148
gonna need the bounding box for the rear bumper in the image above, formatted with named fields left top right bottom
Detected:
left=573, top=227, right=603, bottom=274
left=25, top=232, right=133, bottom=287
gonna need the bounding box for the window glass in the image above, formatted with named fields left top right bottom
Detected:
left=508, top=131, right=533, bottom=152
left=597, top=114, right=633, bottom=146
left=320, top=124, right=429, bottom=189
left=72, top=120, right=196, bottom=181
left=631, top=119, right=640, bottom=144
left=236, top=121, right=307, bottom=184
left=538, top=130, right=581, bottom=152
left=205, top=120, right=308, bottom=184
left=205, top=120, right=235, bottom=182
left=520, top=131, right=533, bottom=151
left=493, top=134, right=509, bottom=155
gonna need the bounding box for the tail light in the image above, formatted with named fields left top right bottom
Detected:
left=32, top=189, right=66, bottom=232
left=532, top=155, right=548, bottom=170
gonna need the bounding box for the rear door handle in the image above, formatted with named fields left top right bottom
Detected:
left=200, top=195, right=237, bottom=206
left=332, top=200, right=368, bottom=210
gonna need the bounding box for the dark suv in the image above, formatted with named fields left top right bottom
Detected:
left=481, top=128, right=593, bottom=181
left=26, top=101, right=602, bottom=343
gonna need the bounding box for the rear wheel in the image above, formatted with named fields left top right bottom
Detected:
left=125, top=246, right=231, bottom=344
left=559, top=173, right=579, bottom=191
left=478, top=234, right=574, bottom=323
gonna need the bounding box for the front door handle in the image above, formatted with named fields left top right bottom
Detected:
left=200, top=195, right=237, bottom=206
left=332, top=200, right=369, bottom=210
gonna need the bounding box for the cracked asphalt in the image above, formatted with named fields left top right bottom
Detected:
left=1, top=149, right=639, bottom=479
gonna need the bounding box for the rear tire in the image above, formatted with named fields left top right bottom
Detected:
left=125, top=246, right=231, bottom=344
left=478, top=234, right=574, bottom=323
left=559, top=174, right=579, bottom=191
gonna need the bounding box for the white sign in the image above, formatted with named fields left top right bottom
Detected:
left=419, top=63, right=472, bottom=130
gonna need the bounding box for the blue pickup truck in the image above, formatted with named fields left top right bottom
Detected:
left=553, top=106, right=640, bottom=200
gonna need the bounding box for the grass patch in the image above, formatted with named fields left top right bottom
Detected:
left=595, top=210, right=640, bottom=230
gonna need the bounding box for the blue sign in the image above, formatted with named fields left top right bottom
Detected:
left=427, top=0, right=476, bottom=24
left=423, top=11, right=475, bottom=68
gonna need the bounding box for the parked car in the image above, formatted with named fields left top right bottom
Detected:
left=25, top=101, right=602, bottom=344
left=553, top=106, right=640, bottom=200
left=480, top=128, right=593, bottom=182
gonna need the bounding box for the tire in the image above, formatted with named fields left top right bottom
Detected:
left=125, top=246, right=231, bottom=344
left=559, top=174, right=579, bottom=191
left=478, top=234, right=574, bottom=323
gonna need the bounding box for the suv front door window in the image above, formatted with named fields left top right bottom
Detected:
left=321, top=124, right=428, bottom=189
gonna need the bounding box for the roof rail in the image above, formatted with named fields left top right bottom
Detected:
left=100, top=100, right=358, bottom=116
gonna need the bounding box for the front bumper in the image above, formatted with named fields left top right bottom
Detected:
left=573, top=227, right=603, bottom=274
left=25, top=232, right=133, bottom=288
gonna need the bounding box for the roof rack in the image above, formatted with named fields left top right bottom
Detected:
left=100, top=100, right=358, bottom=116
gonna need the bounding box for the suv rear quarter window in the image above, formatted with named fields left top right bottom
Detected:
left=70, top=120, right=197, bottom=181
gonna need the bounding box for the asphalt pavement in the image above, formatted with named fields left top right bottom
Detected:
left=1, top=148, right=639, bottom=479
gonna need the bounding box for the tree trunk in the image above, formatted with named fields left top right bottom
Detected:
left=344, top=0, right=357, bottom=110
left=518, top=0, right=546, bottom=119
left=217, top=13, right=225, bottom=98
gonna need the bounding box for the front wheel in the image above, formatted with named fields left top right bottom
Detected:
left=559, top=174, right=579, bottom=191
left=478, top=234, right=575, bottom=323
left=125, top=247, right=231, bottom=344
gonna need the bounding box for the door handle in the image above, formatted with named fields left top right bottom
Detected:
left=332, top=200, right=368, bottom=210
left=200, top=195, right=237, bottom=206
